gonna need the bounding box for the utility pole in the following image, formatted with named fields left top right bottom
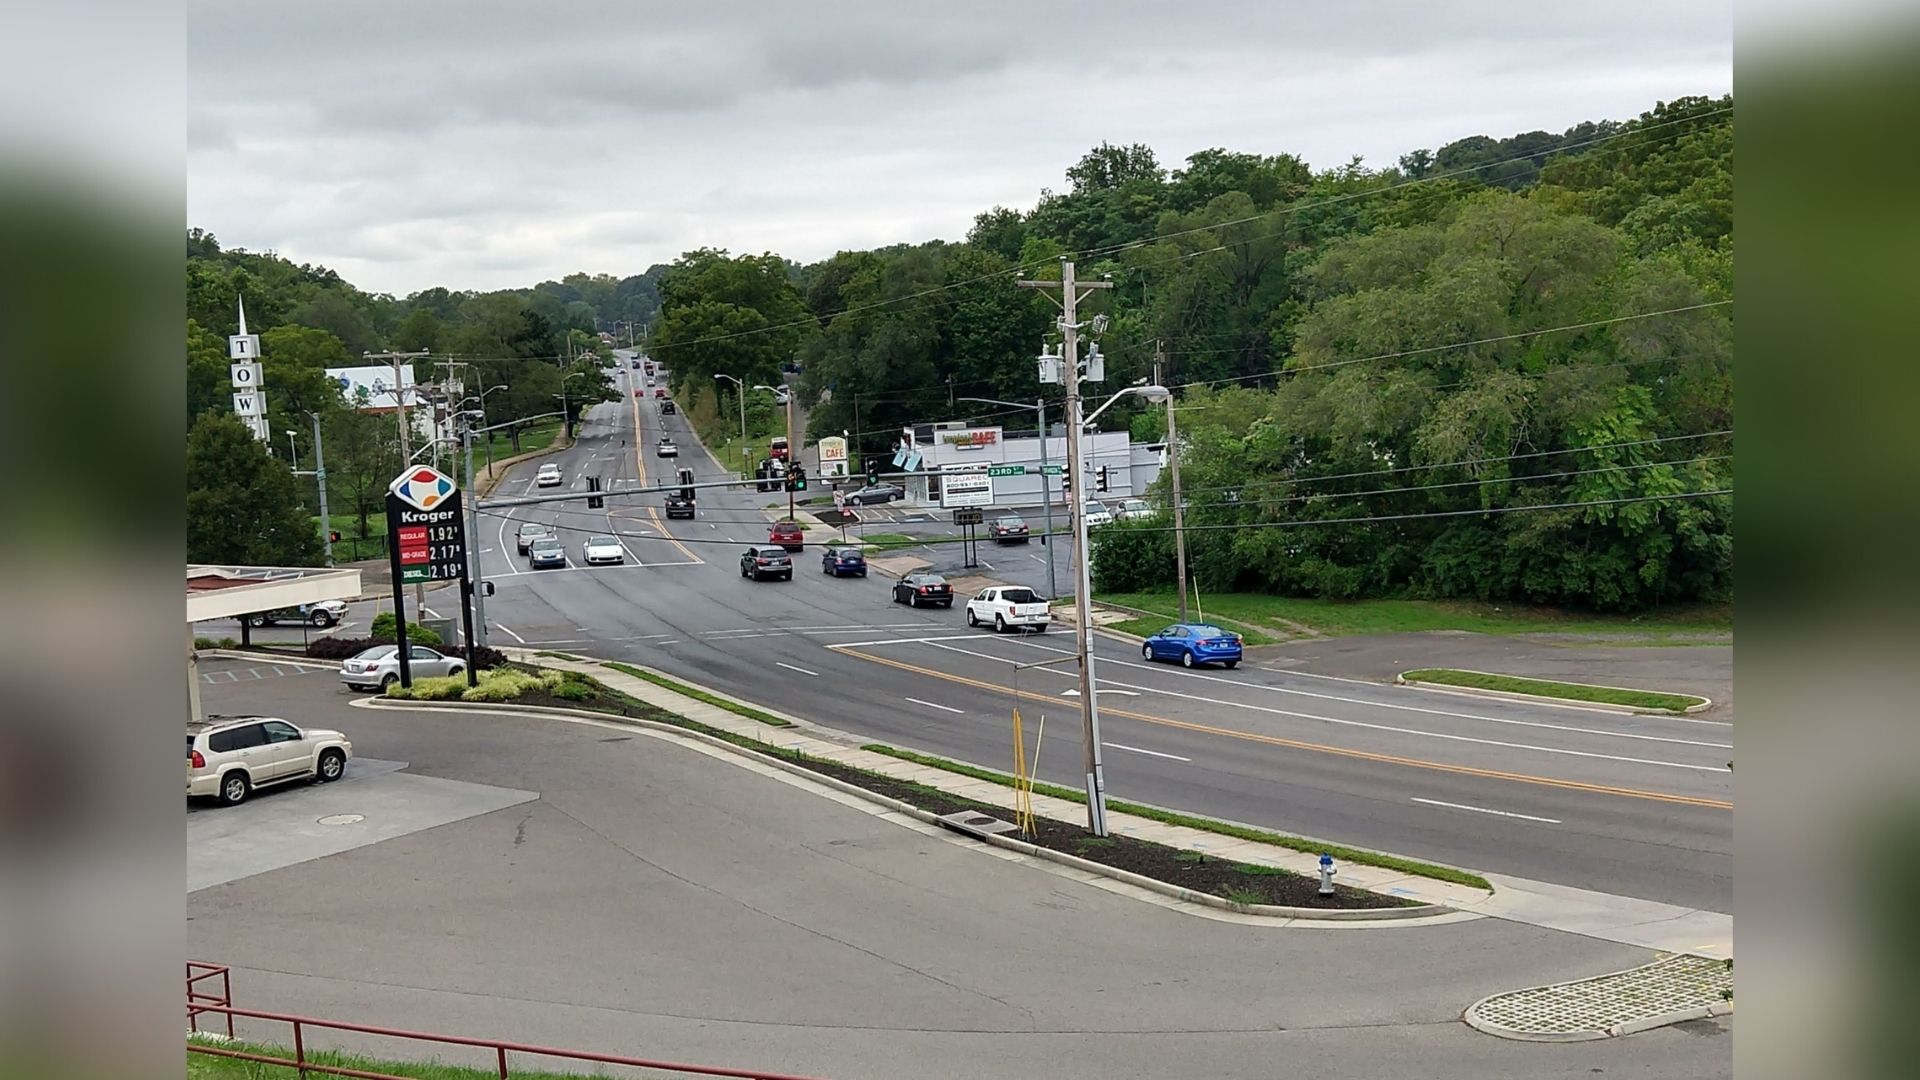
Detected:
left=785, top=390, right=798, bottom=519
left=309, top=411, right=333, bottom=567
left=1020, top=258, right=1113, bottom=837
left=463, top=421, right=489, bottom=648
left=1035, top=398, right=1058, bottom=601
left=366, top=349, right=432, bottom=611
left=1157, top=343, right=1190, bottom=622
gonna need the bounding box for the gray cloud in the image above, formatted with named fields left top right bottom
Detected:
left=188, top=1, right=1732, bottom=295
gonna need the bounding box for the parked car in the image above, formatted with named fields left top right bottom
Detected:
left=989, top=515, right=1030, bottom=543
left=536, top=463, right=563, bottom=487
left=528, top=537, right=567, bottom=569
left=769, top=520, right=805, bottom=551
left=516, top=521, right=555, bottom=555
left=821, top=546, right=867, bottom=577
left=966, top=586, right=1050, bottom=633
left=845, top=483, right=903, bottom=505
left=1082, top=502, right=1114, bottom=527
left=188, top=714, right=352, bottom=806
left=665, top=493, right=696, bottom=519
left=661, top=400, right=676, bottom=415
left=892, top=572, right=953, bottom=608
left=1117, top=498, right=1154, bottom=520
left=1141, top=623, right=1244, bottom=669
left=339, top=644, right=465, bottom=691
left=240, top=600, right=347, bottom=628
left=656, top=438, right=679, bottom=458
left=582, top=534, right=624, bottom=565
left=740, top=546, right=793, bottom=581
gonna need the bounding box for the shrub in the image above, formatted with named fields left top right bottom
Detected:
left=469, top=644, right=510, bottom=670
left=369, top=612, right=443, bottom=646
left=308, top=636, right=377, bottom=660
left=193, top=636, right=240, bottom=650
left=550, top=677, right=597, bottom=701
left=389, top=675, right=466, bottom=701
left=458, top=669, right=543, bottom=702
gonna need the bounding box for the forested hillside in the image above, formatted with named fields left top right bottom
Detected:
left=188, top=95, right=1731, bottom=607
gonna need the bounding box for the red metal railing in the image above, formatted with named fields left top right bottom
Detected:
left=186, top=962, right=829, bottom=1080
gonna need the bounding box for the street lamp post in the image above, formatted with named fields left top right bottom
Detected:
left=713, top=373, right=748, bottom=446
left=473, top=383, right=508, bottom=479
left=558, top=371, right=587, bottom=440
left=960, top=395, right=1059, bottom=600
left=755, top=383, right=795, bottom=518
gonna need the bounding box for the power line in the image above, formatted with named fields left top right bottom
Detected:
left=1126, top=489, right=1731, bottom=534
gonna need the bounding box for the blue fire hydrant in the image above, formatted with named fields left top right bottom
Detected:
left=1318, top=853, right=1336, bottom=896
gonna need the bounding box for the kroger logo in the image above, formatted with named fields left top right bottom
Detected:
left=389, top=466, right=456, bottom=511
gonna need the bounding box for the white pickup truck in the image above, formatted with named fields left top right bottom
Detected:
left=965, top=586, right=1052, bottom=633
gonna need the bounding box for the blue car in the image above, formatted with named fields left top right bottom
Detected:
left=822, top=546, right=868, bottom=577
left=1141, top=624, right=1243, bottom=669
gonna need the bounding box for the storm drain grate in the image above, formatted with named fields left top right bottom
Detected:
left=937, top=811, right=1021, bottom=838
left=1465, top=953, right=1732, bottom=1041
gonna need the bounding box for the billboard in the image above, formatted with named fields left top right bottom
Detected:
left=940, top=470, right=994, bottom=508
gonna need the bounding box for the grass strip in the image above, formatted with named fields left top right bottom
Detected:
left=603, top=661, right=793, bottom=727
left=189, top=1036, right=590, bottom=1079
left=859, top=743, right=1491, bottom=890
left=1399, top=668, right=1706, bottom=713
left=1103, top=612, right=1275, bottom=645
left=1096, top=591, right=1732, bottom=640
left=534, top=650, right=584, bottom=661
left=855, top=531, right=922, bottom=550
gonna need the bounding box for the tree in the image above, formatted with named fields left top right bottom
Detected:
left=187, top=411, right=323, bottom=565
left=186, top=318, right=228, bottom=423
left=322, top=397, right=403, bottom=539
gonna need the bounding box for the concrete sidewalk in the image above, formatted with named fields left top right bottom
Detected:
left=520, top=650, right=1730, bottom=956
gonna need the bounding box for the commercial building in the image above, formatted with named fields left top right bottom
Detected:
left=894, top=421, right=1162, bottom=509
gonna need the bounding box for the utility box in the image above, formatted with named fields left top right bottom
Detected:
left=420, top=617, right=457, bottom=646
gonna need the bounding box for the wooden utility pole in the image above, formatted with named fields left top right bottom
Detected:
left=1157, top=342, right=1190, bottom=622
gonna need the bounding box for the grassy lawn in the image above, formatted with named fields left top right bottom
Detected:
left=482, top=418, right=564, bottom=460
left=860, top=744, right=1490, bottom=890
left=856, top=532, right=924, bottom=551
left=1399, top=668, right=1708, bottom=712
left=188, top=1038, right=590, bottom=1079
left=1094, top=591, right=1732, bottom=641
left=603, top=661, right=793, bottom=727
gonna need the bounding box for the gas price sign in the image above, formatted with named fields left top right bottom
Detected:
left=385, top=466, right=468, bottom=585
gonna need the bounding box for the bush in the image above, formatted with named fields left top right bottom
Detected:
left=458, top=669, right=543, bottom=702
left=193, top=636, right=239, bottom=650
left=469, top=644, right=510, bottom=670
left=369, top=612, right=443, bottom=646
left=1088, top=519, right=1176, bottom=593
left=387, top=675, right=466, bottom=701
left=308, top=636, right=377, bottom=660
left=550, top=677, right=597, bottom=701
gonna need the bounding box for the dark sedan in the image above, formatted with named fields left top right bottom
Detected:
left=892, top=572, right=953, bottom=608
left=528, top=538, right=567, bottom=569
left=740, top=546, right=793, bottom=582
left=821, top=546, right=867, bottom=577
left=665, top=493, right=696, bottom=519
left=989, top=515, right=1030, bottom=543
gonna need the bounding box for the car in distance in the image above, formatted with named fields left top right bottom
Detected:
left=821, top=546, right=867, bottom=577
left=1117, top=498, right=1154, bottom=520
left=515, top=521, right=555, bottom=554
left=661, top=400, right=676, bottom=415
left=740, top=545, right=793, bottom=581
left=239, top=600, right=348, bottom=628
left=1082, top=501, right=1114, bottom=527
left=1141, top=623, right=1244, bottom=669
left=535, top=463, right=563, bottom=487
left=528, top=537, right=567, bottom=569
left=844, top=482, right=903, bottom=505
left=654, top=386, right=667, bottom=399
left=656, top=438, right=678, bottom=458
left=582, top=534, right=624, bottom=565
left=892, top=572, right=953, bottom=608
left=665, top=493, right=696, bottom=519
left=188, top=714, right=352, bottom=806
left=989, top=515, right=1030, bottom=543
left=769, top=520, right=805, bottom=551
left=339, top=644, right=465, bottom=691
left=966, top=585, right=1051, bottom=633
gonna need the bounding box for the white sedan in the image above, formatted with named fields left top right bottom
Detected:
left=535, top=463, right=563, bottom=487
left=582, top=535, right=625, bottom=565
left=1082, top=502, right=1114, bottom=527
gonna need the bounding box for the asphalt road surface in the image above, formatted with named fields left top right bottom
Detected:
left=376, top=351, right=1737, bottom=913
left=189, top=660, right=1729, bottom=1080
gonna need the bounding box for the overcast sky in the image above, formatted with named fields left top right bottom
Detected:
left=186, top=2, right=1730, bottom=297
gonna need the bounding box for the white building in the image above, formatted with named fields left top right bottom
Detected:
left=895, top=421, right=1161, bottom=509
left=324, top=364, right=457, bottom=445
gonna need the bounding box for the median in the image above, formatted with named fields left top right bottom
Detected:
left=1397, top=668, right=1710, bottom=713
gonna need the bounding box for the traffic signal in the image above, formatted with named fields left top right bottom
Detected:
left=678, top=468, right=695, bottom=501
left=787, top=465, right=808, bottom=492
left=867, top=463, right=879, bottom=486
left=587, top=476, right=604, bottom=509
left=1061, top=461, right=1072, bottom=496
left=1095, top=465, right=1110, bottom=493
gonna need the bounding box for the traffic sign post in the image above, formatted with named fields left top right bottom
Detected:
left=383, top=465, right=476, bottom=688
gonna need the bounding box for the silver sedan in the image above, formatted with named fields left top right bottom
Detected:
left=339, top=644, right=465, bottom=691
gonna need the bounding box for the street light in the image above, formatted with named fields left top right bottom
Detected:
left=557, top=371, right=587, bottom=439
left=960, top=394, right=1061, bottom=600
left=469, top=383, right=509, bottom=476
left=713, top=373, right=748, bottom=448
left=754, top=383, right=796, bottom=518
left=283, top=429, right=299, bottom=467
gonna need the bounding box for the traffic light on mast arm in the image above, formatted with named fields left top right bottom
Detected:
left=787, top=464, right=808, bottom=492
left=1095, top=465, right=1110, bottom=493
left=678, top=468, right=695, bottom=501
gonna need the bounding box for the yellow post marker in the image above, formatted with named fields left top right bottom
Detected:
left=1010, top=706, right=1035, bottom=835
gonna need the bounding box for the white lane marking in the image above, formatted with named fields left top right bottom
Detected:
left=655, top=639, right=680, bottom=646
left=775, top=661, right=819, bottom=677
left=907, top=697, right=964, bottom=714
left=1411, top=797, right=1562, bottom=824
left=1030, top=554, right=1046, bottom=563
left=1006, top=638, right=1732, bottom=749
left=1104, top=742, right=1191, bottom=762
left=917, top=639, right=1729, bottom=774
left=724, top=536, right=736, bottom=543
left=1063, top=688, right=1139, bottom=697
left=492, top=623, right=527, bottom=644
left=979, top=560, right=996, bottom=571
left=826, top=634, right=981, bottom=648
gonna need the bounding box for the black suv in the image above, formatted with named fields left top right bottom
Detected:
left=740, top=546, right=793, bottom=581
left=665, top=493, right=696, bottom=519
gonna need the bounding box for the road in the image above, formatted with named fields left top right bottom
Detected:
left=325, top=350, right=1738, bottom=913
left=189, top=659, right=1729, bottom=1080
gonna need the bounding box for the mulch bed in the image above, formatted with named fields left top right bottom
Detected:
left=503, top=676, right=1409, bottom=910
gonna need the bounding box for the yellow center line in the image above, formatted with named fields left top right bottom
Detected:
left=837, top=646, right=1733, bottom=811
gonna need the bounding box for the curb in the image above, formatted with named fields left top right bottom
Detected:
left=476, top=431, right=577, bottom=497
left=1394, top=670, right=1712, bottom=715
left=361, top=696, right=1451, bottom=924
left=194, top=649, right=340, bottom=670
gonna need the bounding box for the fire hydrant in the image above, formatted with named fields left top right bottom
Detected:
left=1318, top=853, right=1337, bottom=896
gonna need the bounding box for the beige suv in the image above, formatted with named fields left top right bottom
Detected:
left=187, top=715, right=353, bottom=806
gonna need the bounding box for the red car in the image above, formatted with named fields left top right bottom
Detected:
left=654, top=387, right=667, bottom=399
left=769, top=520, right=804, bottom=551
